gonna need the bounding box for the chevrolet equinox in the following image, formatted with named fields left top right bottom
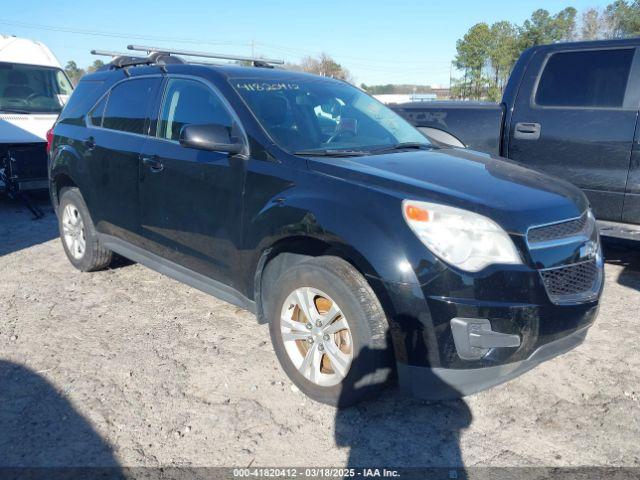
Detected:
left=48, top=47, right=604, bottom=406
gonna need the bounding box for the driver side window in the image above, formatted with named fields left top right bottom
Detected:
left=158, top=78, right=233, bottom=142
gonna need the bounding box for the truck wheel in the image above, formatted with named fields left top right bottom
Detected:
left=58, top=187, right=112, bottom=272
left=267, top=256, right=393, bottom=406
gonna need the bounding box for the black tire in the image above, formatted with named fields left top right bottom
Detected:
left=58, top=187, right=112, bottom=272
left=267, top=256, right=393, bottom=407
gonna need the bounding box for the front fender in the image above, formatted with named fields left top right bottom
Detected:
left=245, top=187, right=446, bottom=366
left=245, top=184, right=443, bottom=290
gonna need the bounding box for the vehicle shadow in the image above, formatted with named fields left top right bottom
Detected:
left=0, top=193, right=57, bottom=256
left=0, top=194, right=134, bottom=269
left=334, top=346, right=471, bottom=476
left=0, top=360, right=123, bottom=477
left=602, top=237, right=640, bottom=292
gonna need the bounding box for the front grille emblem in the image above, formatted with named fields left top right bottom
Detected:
left=579, top=241, right=598, bottom=261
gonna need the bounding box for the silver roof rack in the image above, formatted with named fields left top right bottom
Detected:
left=90, top=49, right=140, bottom=58
left=127, top=44, right=285, bottom=66
left=90, top=48, right=177, bottom=71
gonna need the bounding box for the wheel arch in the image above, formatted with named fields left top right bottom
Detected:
left=252, top=234, right=392, bottom=326
left=49, top=144, right=83, bottom=210
left=417, top=127, right=466, bottom=148
left=50, top=172, right=78, bottom=210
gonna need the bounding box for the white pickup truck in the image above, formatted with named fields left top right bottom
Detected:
left=0, top=35, right=73, bottom=193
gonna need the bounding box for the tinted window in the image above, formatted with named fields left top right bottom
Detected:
left=88, top=94, right=107, bottom=127
left=536, top=49, right=634, bottom=108
left=58, top=80, right=104, bottom=126
left=103, top=78, right=159, bottom=134
left=158, top=78, right=233, bottom=141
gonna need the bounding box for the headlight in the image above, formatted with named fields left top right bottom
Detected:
left=402, top=200, right=522, bottom=272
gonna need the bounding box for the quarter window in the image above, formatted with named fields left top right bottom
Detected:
left=57, top=80, right=104, bottom=126
left=158, top=78, right=233, bottom=142
left=535, top=49, right=634, bottom=108
left=88, top=94, right=107, bottom=127
left=103, top=78, right=159, bottom=134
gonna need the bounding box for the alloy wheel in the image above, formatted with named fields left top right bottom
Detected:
left=280, top=287, right=353, bottom=387
left=62, top=203, right=86, bottom=260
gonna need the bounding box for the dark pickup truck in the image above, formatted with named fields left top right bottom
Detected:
left=392, top=38, right=640, bottom=240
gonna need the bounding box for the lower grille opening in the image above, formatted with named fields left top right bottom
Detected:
left=539, top=259, right=601, bottom=305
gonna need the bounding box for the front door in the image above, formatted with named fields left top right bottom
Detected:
left=138, top=77, right=246, bottom=286
left=508, top=47, right=639, bottom=222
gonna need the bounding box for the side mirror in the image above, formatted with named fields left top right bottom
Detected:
left=179, top=124, right=244, bottom=154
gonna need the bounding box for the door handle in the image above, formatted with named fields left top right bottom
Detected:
left=83, top=136, right=95, bottom=150
left=142, top=155, right=164, bottom=172
left=514, top=122, right=541, bottom=140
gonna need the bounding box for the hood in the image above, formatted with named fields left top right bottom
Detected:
left=307, top=147, right=588, bottom=235
left=0, top=114, right=57, bottom=143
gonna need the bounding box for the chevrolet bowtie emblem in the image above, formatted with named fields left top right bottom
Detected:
left=580, top=241, right=597, bottom=260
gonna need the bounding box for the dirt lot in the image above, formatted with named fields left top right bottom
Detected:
left=1, top=196, right=639, bottom=469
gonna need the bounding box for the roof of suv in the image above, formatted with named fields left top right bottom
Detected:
left=83, top=62, right=340, bottom=85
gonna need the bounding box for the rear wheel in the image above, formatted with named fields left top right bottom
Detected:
left=58, top=187, right=112, bottom=272
left=267, top=256, right=392, bottom=406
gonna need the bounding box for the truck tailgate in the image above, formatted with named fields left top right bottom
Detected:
left=392, top=102, right=505, bottom=156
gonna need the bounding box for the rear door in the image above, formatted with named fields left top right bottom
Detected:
left=508, top=47, right=640, bottom=221
left=85, top=76, right=161, bottom=242
left=137, top=76, right=246, bottom=286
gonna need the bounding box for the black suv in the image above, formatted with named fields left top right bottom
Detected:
left=49, top=47, right=603, bottom=406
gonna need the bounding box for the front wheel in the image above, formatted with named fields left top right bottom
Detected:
left=267, top=256, right=393, bottom=406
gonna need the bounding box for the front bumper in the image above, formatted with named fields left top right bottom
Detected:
left=397, top=325, right=589, bottom=400
left=368, top=254, right=601, bottom=400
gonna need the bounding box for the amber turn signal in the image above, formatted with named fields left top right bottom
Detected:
left=405, top=204, right=430, bottom=222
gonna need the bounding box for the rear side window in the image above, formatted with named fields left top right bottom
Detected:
left=535, top=49, right=634, bottom=108
left=158, top=78, right=233, bottom=141
left=58, top=80, right=104, bottom=126
left=103, top=78, right=159, bottom=134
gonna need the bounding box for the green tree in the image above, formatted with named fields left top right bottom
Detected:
left=86, top=59, right=105, bottom=73
left=488, top=21, right=519, bottom=92
left=450, top=2, right=640, bottom=100
left=452, top=7, right=583, bottom=100
left=605, top=0, right=640, bottom=37
left=64, top=61, right=85, bottom=86
left=454, top=22, right=492, bottom=99
left=518, top=7, right=578, bottom=50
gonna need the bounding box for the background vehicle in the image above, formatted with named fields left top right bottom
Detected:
left=0, top=35, right=73, bottom=196
left=49, top=46, right=602, bottom=406
left=391, top=38, right=640, bottom=241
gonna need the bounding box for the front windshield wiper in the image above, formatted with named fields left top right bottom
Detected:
left=294, top=149, right=370, bottom=157
left=0, top=108, right=32, bottom=114
left=370, top=142, right=435, bottom=154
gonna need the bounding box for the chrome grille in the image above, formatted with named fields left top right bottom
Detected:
left=539, top=259, right=600, bottom=304
left=528, top=212, right=589, bottom=245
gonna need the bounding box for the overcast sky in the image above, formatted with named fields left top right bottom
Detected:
left=1, top=0, right=612, bottom=87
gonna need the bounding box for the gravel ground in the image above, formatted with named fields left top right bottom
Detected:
left=0, top=196, right=639, bottom=469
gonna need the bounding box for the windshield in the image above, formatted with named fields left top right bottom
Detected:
left=0, top=62, right=73, bottom=114
left=231, top=76, right=429, bottom=154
